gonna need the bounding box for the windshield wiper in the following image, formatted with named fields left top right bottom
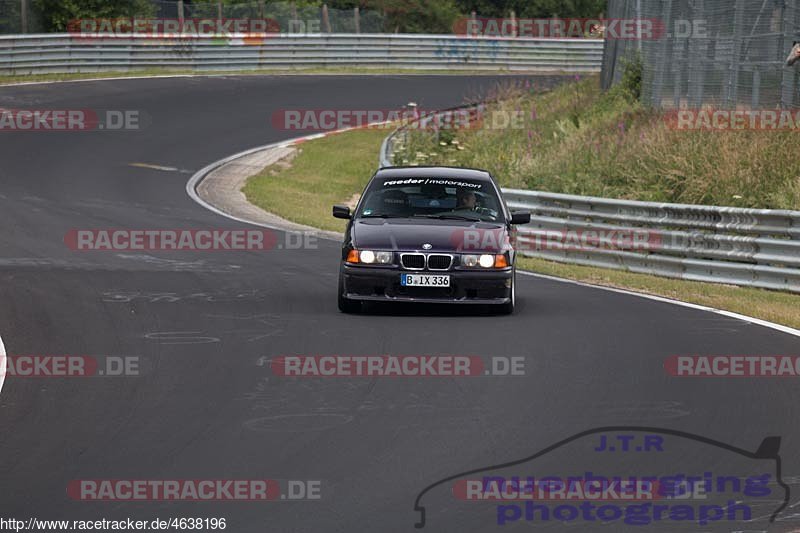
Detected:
left=412, top=214, right=482, bottom=221
left=358, top=214, right=408, bottom=219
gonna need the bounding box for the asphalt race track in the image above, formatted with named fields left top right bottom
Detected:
left=1, top=75, right=799, bottom=532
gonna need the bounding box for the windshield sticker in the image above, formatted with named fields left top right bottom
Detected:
left=382, top=178, right=483, bottom=189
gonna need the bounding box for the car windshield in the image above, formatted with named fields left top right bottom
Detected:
left=356, top=176, right=505, bottom=223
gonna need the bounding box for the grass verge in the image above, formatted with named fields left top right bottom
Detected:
left=242, top=123, right=800, bottom=331
left=243, top=127, right=388, bottom=233
left=396, top=74, right=800, bottom=209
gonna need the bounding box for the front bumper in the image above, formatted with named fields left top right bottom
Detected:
left=341, top=264, right=512, bottom=304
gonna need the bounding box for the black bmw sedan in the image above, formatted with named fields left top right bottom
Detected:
left=332, top=167, right=531, bottom=314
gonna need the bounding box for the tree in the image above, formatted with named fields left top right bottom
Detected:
left=0, top=0, right=22, bottom=33
left=454, top=0, right=605, bottom=18
left=362, top=0, right=461, bottom=33
left=33, top=0, right=156, bottom=32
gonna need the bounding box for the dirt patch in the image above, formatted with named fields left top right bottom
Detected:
left=344, top=193, right=360, bottom=210
left=268, top=149, right=299, bottom=176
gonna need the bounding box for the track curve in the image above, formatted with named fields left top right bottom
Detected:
left=0, top=75, right=798, bottom=532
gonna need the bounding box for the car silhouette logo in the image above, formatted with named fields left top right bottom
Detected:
left=422, top=243, right=433, bottom=250
left=412, top=425, right=790, bottom=529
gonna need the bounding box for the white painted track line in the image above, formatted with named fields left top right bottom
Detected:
left=518, top=270, right=800, bottom=339
left=184, top=117, right=800, bottom=342
left=0, top=333, right=6, bottom=395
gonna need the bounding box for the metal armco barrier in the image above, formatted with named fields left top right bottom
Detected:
left=0, top=34, right=603, bottom=75
left=380, top=111, right=800, bottom=294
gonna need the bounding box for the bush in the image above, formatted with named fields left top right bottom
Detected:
left=33, top=0, right=156, bottom=32
left=618, top=51, right=643, bottom=102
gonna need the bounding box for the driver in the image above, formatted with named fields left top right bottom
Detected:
left=456, top=189, right=477, bottom=210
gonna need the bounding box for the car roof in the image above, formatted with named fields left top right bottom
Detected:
left=374, top=166, right=494, bottom=182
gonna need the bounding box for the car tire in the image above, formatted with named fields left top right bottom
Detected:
left=498, top=269, right=516, bottom=315
left=338, top=274, right=361, bottom=313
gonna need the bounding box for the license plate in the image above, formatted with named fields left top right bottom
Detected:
left=401, top=274, right=450, bottom=287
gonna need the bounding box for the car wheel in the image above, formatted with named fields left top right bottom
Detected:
left=498, top=269, right=515, bottom=315
left=338, top=274, right=361, bottom=313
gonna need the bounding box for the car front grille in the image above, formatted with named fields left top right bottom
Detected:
left=401, top=253, right=425, bottom=270
left=399, top=253, right=452, bottom=270
left=427, top=254, right=453, bottom=271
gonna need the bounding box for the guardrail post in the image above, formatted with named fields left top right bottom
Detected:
left=752, top=69, right=761, bottom=108
left=20, top=0, right=28, bottom=34
left=217, top=1, right=223, bottom=23
left=726, top=0, right=745, bottom=107
left=177, top=0, right=184, bottom=26
left=650, top=0, right=673, bottom=107
left=322, top=4, right=331, bottom=33
left=354, top=7, right=360, bottom=34
left=258, top=0, right=265, bottom=19
left=509, top=11, right=517, bottom=37
left=635, top=0, right=642, bottom=52
left=780, top=0, right=798, bottom=108
left=687, top=0, right=706, bottom=107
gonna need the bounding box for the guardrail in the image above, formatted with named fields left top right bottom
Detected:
left=0, top=33, right=604, bottom=75
left=378, top=103, right=486, bottom=169
left=380, top=108, right=800, bottom=294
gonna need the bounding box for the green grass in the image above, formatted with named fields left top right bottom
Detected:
left=243, top=127, right=388, bottom=233
left=242, top=122, right=800, bottom=330
left=396, top=75, right=800, bottom=209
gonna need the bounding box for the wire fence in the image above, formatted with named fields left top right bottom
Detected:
left=0, top=0, right=386, bottom=35
left=603, top=0, right=800, bottom=109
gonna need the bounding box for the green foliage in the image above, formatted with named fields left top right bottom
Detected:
left=438, top=128, right=456, bottom=145
left=363, top=0, right=461, bottom=33
left=0, top=0, right=22, bottom=33
left=32, top=0, right=156, bottom=32
left=398, top=76, right=800, bottom=209
left=617, top=51, right=643, bottom=102
left=453, top=0, right=605, bottom=17
left=27, top=0, right=607, bottom=34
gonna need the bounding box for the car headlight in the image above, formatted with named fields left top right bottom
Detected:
left=349, top=249, right=393, bottom=265
left=462, top=253, right=509, bottom=268
left=375, top=251, right=393, bottom=264
left=479, top=254, right=495, bottom=268
left=462, top=254, right=479, bottom=267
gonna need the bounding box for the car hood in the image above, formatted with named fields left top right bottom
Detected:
left=351, top=218, right=509, bottom=253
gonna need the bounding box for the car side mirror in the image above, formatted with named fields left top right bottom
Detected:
left=509, top=211, right=531, bottom=225
left=332, top=205, right=351, bottom=219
